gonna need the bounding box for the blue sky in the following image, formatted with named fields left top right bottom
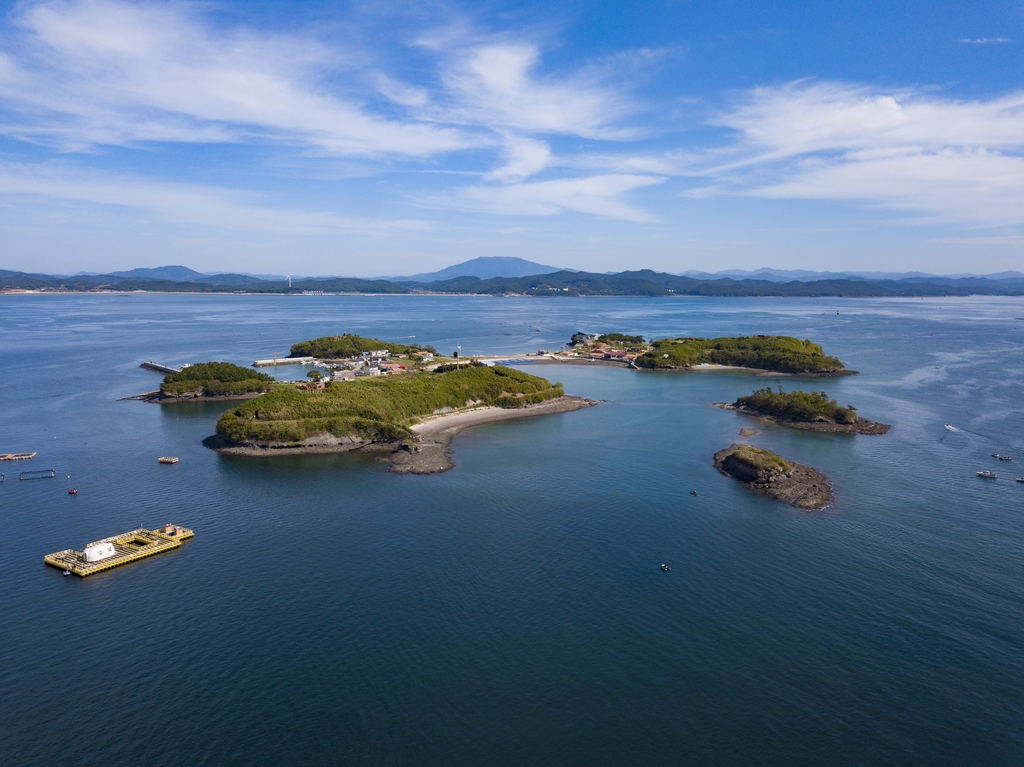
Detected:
left=1, top=0, right=1023, bottom=276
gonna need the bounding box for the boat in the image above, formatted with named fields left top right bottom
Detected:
left=158, top=457, right=179, bottom=464
left=661, top=564, right=671, bottom=572
left=1016, top=477, right=1024, bottom=483
left=999, top=456, right=1012, bottom=461
left=62, top=569, right=71, bottom=576
left=944, top=423, right=954, bottom=430
left=67, top=488, right=78, bottom=495
left=992, top=453, right=1001, bottom=458
left=977, top=470, right=997, bottom=479
left=690, top=490, right=697, bottom=496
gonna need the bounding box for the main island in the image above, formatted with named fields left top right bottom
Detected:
left=196, top=336, right=596, bottom=473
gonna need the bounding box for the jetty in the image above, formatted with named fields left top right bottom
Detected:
left=254, top=355, right=314, bottom=367
left=0, top=452, right=36, bottom=461
left=44, top=525, right=194, bottom=577
left=141, top=361, right=184, bottom=375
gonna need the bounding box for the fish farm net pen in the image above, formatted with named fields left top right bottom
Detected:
left=20, top=469, right=56, bottom=480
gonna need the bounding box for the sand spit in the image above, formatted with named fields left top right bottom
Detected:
left=205, top=396, right=597, bottom=474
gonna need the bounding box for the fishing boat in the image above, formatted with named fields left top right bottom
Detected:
left=67, top=488, right=78, bottom=495
left=977, top=470, right=997, bottom=479
left=999, top=455, right=1012, bottom=461
left=158, top=457, right=179, bottom=464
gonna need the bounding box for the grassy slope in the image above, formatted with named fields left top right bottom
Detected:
left=736, top=388, right=857, bottom=424
left=216, top=365, right=564, bottom=444
left=635, top=336, right=845, bottom=374
left=726, top=445, right=792, bottom=474
left=160, top=362, right=275, bottom=397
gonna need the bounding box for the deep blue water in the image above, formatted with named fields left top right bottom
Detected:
left=1, top=294, right=1022, bottom=766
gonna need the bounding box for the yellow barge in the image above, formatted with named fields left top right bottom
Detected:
left=44, top=525, right=194, bottom=577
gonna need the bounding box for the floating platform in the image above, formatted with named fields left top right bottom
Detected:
left=44, top=525, right=194, bottom=577
left=0, top=452, right=36, bottom=461
left=20, top=469, right=55, bottom=480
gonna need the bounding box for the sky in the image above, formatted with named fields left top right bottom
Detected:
left=1, top=0, right=1023, bottom=277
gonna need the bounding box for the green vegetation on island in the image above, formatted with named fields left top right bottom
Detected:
left=289, top=334, right=435, bottom=359
left=635, top=336, right=848, bottom=374
left=160, top=362, right=275, bottom=398
left=598, top=332, right=645, bottom=345
left=736, top=387, right=857, bottom=424
left=719, top=444, right=792, bottom=477
left=721, top=386, right=890, bottom=434
left=216, top=365, right=564, bottom=445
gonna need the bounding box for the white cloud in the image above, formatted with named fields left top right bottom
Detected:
left=437, top=42, right=636, bottom=140
left=958, top=37, right=1011, bottom=44
left=429, top=174, right=665, bottom=221
left=484, top=135, right=552, bottom=182
left=0, top=0, right=473, bottom=156
left=699, top=82, right=1024, bottom=227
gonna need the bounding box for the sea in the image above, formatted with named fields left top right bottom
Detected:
left=1, top=294, right=1022, bottom=766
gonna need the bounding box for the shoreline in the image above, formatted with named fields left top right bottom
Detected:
left=204, top=395, right=598, bottom=474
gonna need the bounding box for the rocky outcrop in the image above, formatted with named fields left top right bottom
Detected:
left=713, top=444, right=834, bottom=510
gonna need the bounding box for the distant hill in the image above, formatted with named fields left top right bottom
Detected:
left=108, top=265, right=209, bottom=282
left=393, top=257, right=569, bottom=282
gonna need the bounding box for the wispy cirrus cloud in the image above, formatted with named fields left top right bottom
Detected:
left=0, top=0, right=657, bottom=220
left=0, top=0, right=473, bottom=156
left=958, top=37, right=1012, bottom=44
left=694, top=82, right=1024, bottom=228
left=426, top=174, right=666, bottom=222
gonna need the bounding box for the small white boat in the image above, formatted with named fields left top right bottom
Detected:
left=977, top=470, right=997, bottom=479
left=661, top=564, right=671, bottom=572
left=62, top=569, right=71, bottom=576
left=158, top=456, right=179, bottom=464
left=1016, top=477, right=1024, bottom=483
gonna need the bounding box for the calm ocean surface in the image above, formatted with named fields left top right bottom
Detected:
left=1, top=294, right=1022, bottom=766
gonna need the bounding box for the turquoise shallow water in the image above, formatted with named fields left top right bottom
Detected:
left=1, top=294, right=1022, bottom=766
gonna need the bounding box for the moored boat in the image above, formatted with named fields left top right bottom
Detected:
left=977, top=470, right=997, bottom=479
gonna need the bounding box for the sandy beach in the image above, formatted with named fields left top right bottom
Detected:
left=206, top=395, right=598, bottom=473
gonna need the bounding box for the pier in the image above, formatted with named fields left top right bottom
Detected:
left=44, top=525, right=194, bottom=577
left=141, top=361, right=183, bottom=375
left=254, top=355, right=314, bottom=367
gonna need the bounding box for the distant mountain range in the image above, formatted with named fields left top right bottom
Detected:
left=4, top=258, right=1024, bottom=297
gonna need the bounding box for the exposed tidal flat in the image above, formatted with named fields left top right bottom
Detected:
left=2, top=294, right=1024, bottom=766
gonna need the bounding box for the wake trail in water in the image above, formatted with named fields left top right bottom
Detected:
left=942, top=423, right=1004, bottom=444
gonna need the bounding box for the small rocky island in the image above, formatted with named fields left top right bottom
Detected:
left=714, top=444, right=834, bottom=510
left=714, top=387, right=889, bottom=434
